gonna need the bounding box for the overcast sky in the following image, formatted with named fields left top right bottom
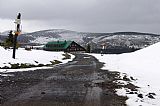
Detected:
left=0, top=0, right=160, bottom=33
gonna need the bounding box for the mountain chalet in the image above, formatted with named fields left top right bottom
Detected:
left=43, top=41, right=86, bottom=52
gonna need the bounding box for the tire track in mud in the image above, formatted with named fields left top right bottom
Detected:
left=84, top=61, right=103, bottom=106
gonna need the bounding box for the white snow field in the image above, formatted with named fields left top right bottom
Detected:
left=91, top=42, right=160, bottom=106
left=0, top=46, right=74, bottom=72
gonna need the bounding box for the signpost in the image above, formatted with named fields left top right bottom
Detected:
left=12, top=13, right=21, bottom=59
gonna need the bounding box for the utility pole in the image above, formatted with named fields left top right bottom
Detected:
left=12, top=13, right=21, bottom=59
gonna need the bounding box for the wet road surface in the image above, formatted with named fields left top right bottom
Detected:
left=0, top=53, right=127, bottom=106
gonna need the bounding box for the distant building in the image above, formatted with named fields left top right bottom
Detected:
left=43, top=41, right=86, bottom=52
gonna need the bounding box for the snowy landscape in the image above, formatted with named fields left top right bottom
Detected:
left=1, top=0, right=160, bottom=105
left=1, top=29, right=160, bottom=52
left=1, top=35, right=160, bottom=105
left=1, top=29, right=160, bottom=105
left=0, top=46, right=74, bottom=73
left=91, top=42, right=160, bottom=106
left=0, top=40, right=158, bottom=106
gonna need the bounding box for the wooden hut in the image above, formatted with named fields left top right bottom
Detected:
left=43, top=41, right=86, bottom=52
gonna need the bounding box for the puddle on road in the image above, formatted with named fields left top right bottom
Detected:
left=84, top=57, right=91, bottom=59
left=0, top=74, right=14, bottom=77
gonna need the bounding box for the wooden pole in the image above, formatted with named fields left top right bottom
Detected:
left=12, top=13, right=21, bottom=59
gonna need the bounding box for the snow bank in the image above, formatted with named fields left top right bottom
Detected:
left=91, top=42, right=160, bottom=106
left=0, top=47, right=74, bottom=72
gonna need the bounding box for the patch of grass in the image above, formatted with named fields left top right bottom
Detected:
left=20, top=63, right=32, bottom=68
left=0, top=66, right=10, bottom=69
left=62, top=53, right=71, bottom=60
left=10, top=63, right=20, bottom=69
left=1, top=63, right=42, bottom=69
left=29, top=64, right=36, bottom=67
left=1, top=59, right=63, bottom=69
left=37, top=64, right=44, bottom=67
left=9, top=63, right=32, bottom=69
left=50, top=60, right=62, bottom=65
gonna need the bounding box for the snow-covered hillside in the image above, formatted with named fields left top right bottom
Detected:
left=93, top=34, right=160, bottom=48
left=0, top=47, right=74, bottom=72
left=23, top=30, right=160, bottom=50
left=21, top=29, right=86, bottom=44
left=1, top=29, right=160, bottom=53
left=92, top=42, right=160, bottom=106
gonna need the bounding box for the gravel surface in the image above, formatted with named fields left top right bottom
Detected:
left=0, top=53, right=127, bottom=106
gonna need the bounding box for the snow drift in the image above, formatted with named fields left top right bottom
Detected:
left=92, top=42, right=160, bottom=106
left=0, top=46, right=74, bottom=72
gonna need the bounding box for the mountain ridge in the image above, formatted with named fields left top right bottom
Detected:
left=1, top=29, right=160, bottom=53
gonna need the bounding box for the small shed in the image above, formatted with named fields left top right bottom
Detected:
left=43, top=41, right=86, bottom=52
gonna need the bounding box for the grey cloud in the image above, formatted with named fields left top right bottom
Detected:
left=0, top=0, right=160, bottom=33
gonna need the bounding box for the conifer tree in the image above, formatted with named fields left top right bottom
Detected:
left=86, top=44, right=91, bottom=53
left=4, top=30, right=14, bottom=49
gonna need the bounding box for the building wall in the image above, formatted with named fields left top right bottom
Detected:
left=66, top=42, right=86, bottom=52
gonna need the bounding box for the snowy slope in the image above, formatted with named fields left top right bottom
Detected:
left=22, top=29, right=86, bottom=44
left=30, top=37, right=58, bottom=44
left=92, top=34, right=160, bottom=49
left=0, top=46, right=74, bottom=72
left=92, top=42, right=160, bottom=106
left=19, top=30, right=160, bottom=47
left=1, top=29, right=160, bottom=51
left=30, top=31, right=85, bottom=44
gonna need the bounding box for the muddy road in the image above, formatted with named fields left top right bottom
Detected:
left=0, top=54, right=127, bottom=106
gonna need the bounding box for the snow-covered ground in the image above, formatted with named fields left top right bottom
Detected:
left=91, top=42, right=160, bottom=106
left=0, top=46, right=75, bottom=73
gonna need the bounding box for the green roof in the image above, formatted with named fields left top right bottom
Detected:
left=44, top=41, right=73, bottom=50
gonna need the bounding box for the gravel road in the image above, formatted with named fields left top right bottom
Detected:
left=0, top=53, right=127, bottom=106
